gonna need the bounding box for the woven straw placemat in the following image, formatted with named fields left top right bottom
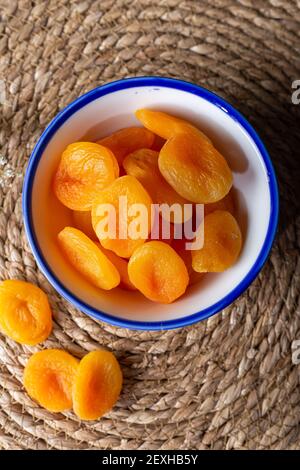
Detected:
left=0, top=0, right=299, bottom=450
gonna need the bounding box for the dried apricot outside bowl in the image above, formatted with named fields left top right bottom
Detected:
left=24, top=349, right=79, bottom=412
left=72, top=350, right=122, bottom=420
left=0, top=280, right=52, bottom=345
left=23, top=77, right=278, bottom=330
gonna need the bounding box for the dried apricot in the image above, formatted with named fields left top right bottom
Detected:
left=92, top=175, right=153, bottom=258
left=73, top=350, right=122, bottom=420
left=123, top=149, right=189, bottom=223
left=57, top=227, right=120, bottom=290
left=72, top=210, right=96, bottom=240
left=97, top=127, right=155, bottom=164
left=24, top=349, right=79, bottom=412
left=192, top=210, right=242, bottom=272
left=53, top=142, right=119, bottom=211
left=0, top=280, right=52, bottom=345
left=204, top=189, right=235, bottom=216
left=159, top=133, right=233, bottom=203
left=100, top=246, right=136, bottom=291
left=128, top=241, right=189, bottom=303
left=135, top=109, right=211, bottom=142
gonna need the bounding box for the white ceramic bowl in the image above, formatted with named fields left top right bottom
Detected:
left=23, top=77, right=279, bottom=330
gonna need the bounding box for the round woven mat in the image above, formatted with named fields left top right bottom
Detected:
left=0, top=0, right=299, bottom=451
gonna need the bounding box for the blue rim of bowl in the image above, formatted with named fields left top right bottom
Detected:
left=22, top=76, right=279, bottom=331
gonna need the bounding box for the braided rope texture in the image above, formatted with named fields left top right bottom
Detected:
left=0, top=0, right=299, bottom=450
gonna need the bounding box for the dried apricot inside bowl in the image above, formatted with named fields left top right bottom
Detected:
left=123, top=148, right=189, bottom=223
left=135, top=109, right=211, bottom=143
left=24, top=349, right=79, bottom=412
left=128, top=241, right=189, bottom=303
left=159, top=133, right=233, bottom=203
left=92, top=175, right=153, bottom=258
left=97, top=127, right=155, bottom=164
left=49, top=108, right=243, bottom=305
left=0, top=280, right=52, bottom=345
left=192, top=210, right=242, bottom=272
left=58, top=227, right=120, bottom=290
left=73, top=350, right=123, bottom=421
left=54, top=142, right=119, bottom=211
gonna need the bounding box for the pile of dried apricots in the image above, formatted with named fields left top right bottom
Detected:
left=0, top=280, right=122, bottom=420
left=0, top=109, right=243, bottom=420
left=54, top=109, right=242, bottom=304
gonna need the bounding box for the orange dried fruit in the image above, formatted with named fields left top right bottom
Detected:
left=159, top=133, right=233, bottom=203
left=92, top=175, right=153, bottom=258
left=128, top=241, right=189, bottom=303
left=0, top=280, right=52, bottom=345
left=72, top=350, right=123, bottom=421
left=97, top=127, right=155, bottom=164
left=100, top=247, right=136, bottom=291
left=135, top=108, right=211, bottom=142
left=192, top=210, right=242, bottom=272
left=204, top=189, right=235, bottom=216
left=57, top=227, right=120, bottom=290
left=123, top=148, right=190, bottom=223
left=72, top=210, right=96, bottom=240
left=24, top=349, right=79, bottom=412
left=53, top=142, right=119, bottom=211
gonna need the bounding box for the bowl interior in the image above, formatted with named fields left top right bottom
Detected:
left=29, top=83, right=271, bottom=324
